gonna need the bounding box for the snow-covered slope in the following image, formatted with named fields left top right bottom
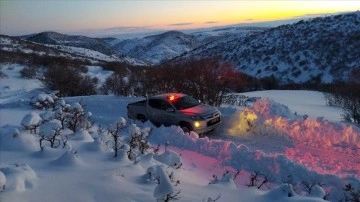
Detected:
left=176, top=11, right=360, bottom=84
left=0, top=35, right=148, bottom=66
left=113, top=31, right=201, bottom=64
left=0, top=64, right=359, bottom=202
left=21, top=31, right=114, bottom=55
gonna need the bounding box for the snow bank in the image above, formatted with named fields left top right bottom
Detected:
left=148, top=115, right=355, bottom=196
left=0, top=164, right=37, bottom=192
left=154, top=150, right=182, bottom=169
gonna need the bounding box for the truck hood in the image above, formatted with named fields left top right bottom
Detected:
left=179, top=104, right=219, bottom=117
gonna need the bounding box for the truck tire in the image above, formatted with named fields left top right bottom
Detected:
left=180, top=122, right=192, bottom=134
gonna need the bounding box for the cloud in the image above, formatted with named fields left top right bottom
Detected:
left=204, top=21, right=217, bottom=24
left=245, top=19, right=253, bottom=21
left=168, top=23, right=193, bottom=26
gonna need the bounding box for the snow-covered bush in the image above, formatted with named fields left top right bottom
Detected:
left=66, top=102, right=93, bottom=132
left=21, top=112, right=42, bottom=134
left=127, top=124, right=152, bottom=161
left=152, top=166, right=180, bottom=202
left=209, top=171, right=236, bottom=189
left=154, top=150, right=182, bottom=169
left=30, top=92, right=57, bottom=110
left=39, top=119, right=65, bottom=150
left=105, top=117, right=127, bottom=158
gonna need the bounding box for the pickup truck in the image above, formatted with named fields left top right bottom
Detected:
left=127, top=93, right=222, bottom=134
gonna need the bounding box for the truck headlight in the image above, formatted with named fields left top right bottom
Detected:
left=194, top=121, right=201, bottom=128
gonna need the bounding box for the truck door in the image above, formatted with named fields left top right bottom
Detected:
left=146, top=99, right=163, bottom=125
left=147, top=99, right=176, bottom=126
left=159, top=100, right=176, bottom=126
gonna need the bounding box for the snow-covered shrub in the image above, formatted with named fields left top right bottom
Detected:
left=154, top=150, right=182, bottom=169
left=40, top=111, right=55, bottom=122
left=127, top=124, right=152, bottom=161
left=301, top=180, right=325, bottom=196
left=106, top=117, right=127, bottom=158
left=152, top=166, right=180, bottom=202
left=39, top=119, right=64, bottom=150
left=265, top=184, right=297, bottom=199
left=21, top=112, right=42, bottom=134
left=66, top=102, right=93, bottom=132
left=30, top=92, right=57, bottom=110
left=209, top=171, right=236, bottom=189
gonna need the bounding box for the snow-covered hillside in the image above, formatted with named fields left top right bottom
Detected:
left=0, top=64, right=359, bottom=202
left=21, top=31, right=114, bottom=55
left=177, top=11, right=360, bottom=84
left=113, top=31, right=201, bottom=64
left=0, top=35, right=148, bottom=66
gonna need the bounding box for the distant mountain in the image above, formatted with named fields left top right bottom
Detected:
left=113, top=31, right=201, bottom=64
left=0, top=35, right=148, bottom=66
left=175, top=12, right=360, bottom=84
left=21, top=31, right=114, bottom=55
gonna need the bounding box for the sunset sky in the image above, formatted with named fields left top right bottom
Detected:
left=1, top=0, right=359, bottom=36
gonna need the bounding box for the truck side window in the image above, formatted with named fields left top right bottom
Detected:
left=148, top=99, right=162, bottom=109
left=160, top=100, right=172, bottom=111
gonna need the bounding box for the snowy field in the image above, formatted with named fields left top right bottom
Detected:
left=0, top=64, right=359, bottom=201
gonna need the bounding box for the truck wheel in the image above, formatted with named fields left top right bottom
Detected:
left=180, top=123, right=192, bottom=134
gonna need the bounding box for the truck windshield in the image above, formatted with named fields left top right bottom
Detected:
left=172, top=95, right=200, bottom=110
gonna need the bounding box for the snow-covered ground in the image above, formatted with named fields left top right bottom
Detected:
left=0, top=64, right=359, bottom=201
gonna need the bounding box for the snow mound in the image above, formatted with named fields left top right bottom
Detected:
left=0, top=164, right=37, bottom=192
left=51, top=150, right=84, bottom=167
left=153, top=166, right=175, bottom=200
left=82, top=137, right=109, bottom=152
left=309, top=185, right=326, bottom=198
left=138, top=153, right=158, bottom=169
left=264, top=183, right=297, bottom=200
left=71, top=129, right=94, bottom=142
left=209, top=172, right=237, bottom=189
left=154, top=150, right=182, bottom=169
left=0, top=126, right=38, bottom=151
